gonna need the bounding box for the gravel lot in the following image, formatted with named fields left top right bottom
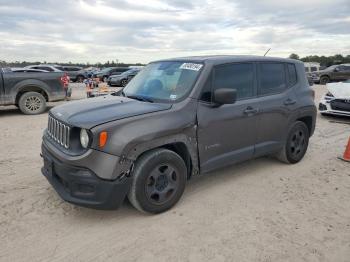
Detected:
left=0, top=84, right=349, bottom=262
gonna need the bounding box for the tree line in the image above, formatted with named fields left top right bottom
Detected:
left=289, top=53, right=350, bottom=67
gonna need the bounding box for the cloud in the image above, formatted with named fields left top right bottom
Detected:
left=0, top=0, right=349, bottom=63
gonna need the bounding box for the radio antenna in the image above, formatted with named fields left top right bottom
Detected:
left=263, top=48, right=271, bottom=56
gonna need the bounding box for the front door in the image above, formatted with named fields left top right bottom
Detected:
left=197, top=62, right=259, bottom=173
left=336, top=65, right=350, bottom=81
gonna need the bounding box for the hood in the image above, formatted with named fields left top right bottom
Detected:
left=50, top=95, right=172, bottom=129
left=327, top=82, right=350, bottom=99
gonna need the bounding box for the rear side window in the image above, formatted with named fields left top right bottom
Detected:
left=287, top=64, right=297, bottom=86
left=214, top=63, right=254, bottom=100
left=258, top=63, right=286, bottom=95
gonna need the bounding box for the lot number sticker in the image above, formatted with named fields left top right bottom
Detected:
left=180, top=63, right=203, bottom=71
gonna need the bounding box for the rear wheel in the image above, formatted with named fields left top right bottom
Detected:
left=276, top=121, right=309, bottom=164
left=320, top=76, right=330, bottom=85
left=18, top=92, right=46, bottom=115
left=128, top=149, right=187, bottom=214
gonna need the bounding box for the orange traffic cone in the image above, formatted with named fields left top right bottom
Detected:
left=339, top=137, right=350, bottom=162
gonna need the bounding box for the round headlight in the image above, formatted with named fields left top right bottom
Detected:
left=80, top=129, right=90, bottom=148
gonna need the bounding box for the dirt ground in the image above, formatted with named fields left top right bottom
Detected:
left=0, top=84, right=349, bottom=262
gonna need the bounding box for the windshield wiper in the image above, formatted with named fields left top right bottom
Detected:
left=126, top=95, right=154, bottom=103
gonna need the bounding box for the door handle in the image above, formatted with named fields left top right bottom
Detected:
left=284, top=98, right=296, bottom=105
left=244, top=106, right=258, bottom=115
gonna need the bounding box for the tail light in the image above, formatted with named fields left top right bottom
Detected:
left=60, top=73, right=69, bottom=88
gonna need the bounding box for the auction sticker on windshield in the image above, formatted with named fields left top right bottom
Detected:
left=180, top=63, right=203, bottom=71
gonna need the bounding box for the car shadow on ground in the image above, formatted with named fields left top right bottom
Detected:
left=320, top=113, right=350, bottom=124
left=62, top=156, right=280, bottom=220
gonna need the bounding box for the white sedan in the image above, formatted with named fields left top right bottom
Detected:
left=319, top=80, right=350, bottom=117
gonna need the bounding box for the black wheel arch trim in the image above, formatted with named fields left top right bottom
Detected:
left=13, top=80, right=51, bottom=103
left=124, top=134, right=199, bottom=178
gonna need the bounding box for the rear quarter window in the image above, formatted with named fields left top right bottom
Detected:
left=287, top=64, right=297, bottom=86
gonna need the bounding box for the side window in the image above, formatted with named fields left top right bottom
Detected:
left=258, top=63, right=286, bottom=95
left=39, top=67, right=53, bottom=72
left=339, top=66, right=350, bottom=72
left=213, top=63, right=254, bottom=100
left=287, top=64, right=297, bottom=86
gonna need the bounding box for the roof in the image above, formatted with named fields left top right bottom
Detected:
left=154, top=55, right=302, bottom=65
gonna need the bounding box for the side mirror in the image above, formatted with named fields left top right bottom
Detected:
left=213, top=88, right=237, bottom=105
left=334, top=67, right=339, bottom=72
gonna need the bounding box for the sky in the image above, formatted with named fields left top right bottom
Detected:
left=0, top=0, right=349, bottom=64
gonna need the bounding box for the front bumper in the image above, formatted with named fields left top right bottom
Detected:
left=41, top=139, right=133, bottom=210
left=319, top=96, right=350, bottom=117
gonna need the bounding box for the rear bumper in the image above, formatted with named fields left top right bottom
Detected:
left=41, top=139, right=133, bottom=210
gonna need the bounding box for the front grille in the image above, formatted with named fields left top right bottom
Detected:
left=47, top=115, right=71, bottom=149
left=330, top=99, right=350, bottom=112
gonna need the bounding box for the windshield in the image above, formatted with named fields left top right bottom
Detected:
left=325, top=65, right=337, bottom=71
left=123, top=61, right=203, bottom=102
left=100, top=68, right=112, bottom=73
left=121, top=69, right=136, bottom=76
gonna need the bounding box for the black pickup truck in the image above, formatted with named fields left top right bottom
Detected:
left=0, top=68, right=67, bottom=114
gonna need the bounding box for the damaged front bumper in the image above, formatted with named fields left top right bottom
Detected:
left=41, top=136, right=133, bottom=209
left=319, top=96, right=350, bottom=117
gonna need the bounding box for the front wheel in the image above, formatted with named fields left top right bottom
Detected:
left=18, top=91, right=46, bottom=115
left=276, top=121, right=310, bottom=164
left=320, top=76, right=330, bottom=85
left=128, top=149, right=187, bottom=214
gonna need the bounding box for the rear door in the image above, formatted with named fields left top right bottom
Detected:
left=254, top=62, right=298, bottom=157
left=197, top=62, right=260, bottom=173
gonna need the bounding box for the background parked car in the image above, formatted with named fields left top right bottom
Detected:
left=94, top=67, right=129, bottom=82
left=107, top=68, right=141, bottom=87
left=312, top=64, right=350, bottom=84
left=61, top=66, right=86, bottom=82
left=319, top=79, right=350, bottom=117
left=0, top=67, right=67, bottom=114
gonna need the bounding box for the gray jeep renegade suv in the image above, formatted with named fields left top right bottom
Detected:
left=41, top=55, right=316, bottom=214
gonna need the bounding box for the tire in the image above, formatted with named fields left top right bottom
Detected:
left=276, top=121, right=310, bottom=164
left=320, top=76, right=330, bottom=85
left=128, top=149, right=187, bottom=214
left=18, top=92, right=46, bottom=115
left=121, top=79, right=128, bottom=87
